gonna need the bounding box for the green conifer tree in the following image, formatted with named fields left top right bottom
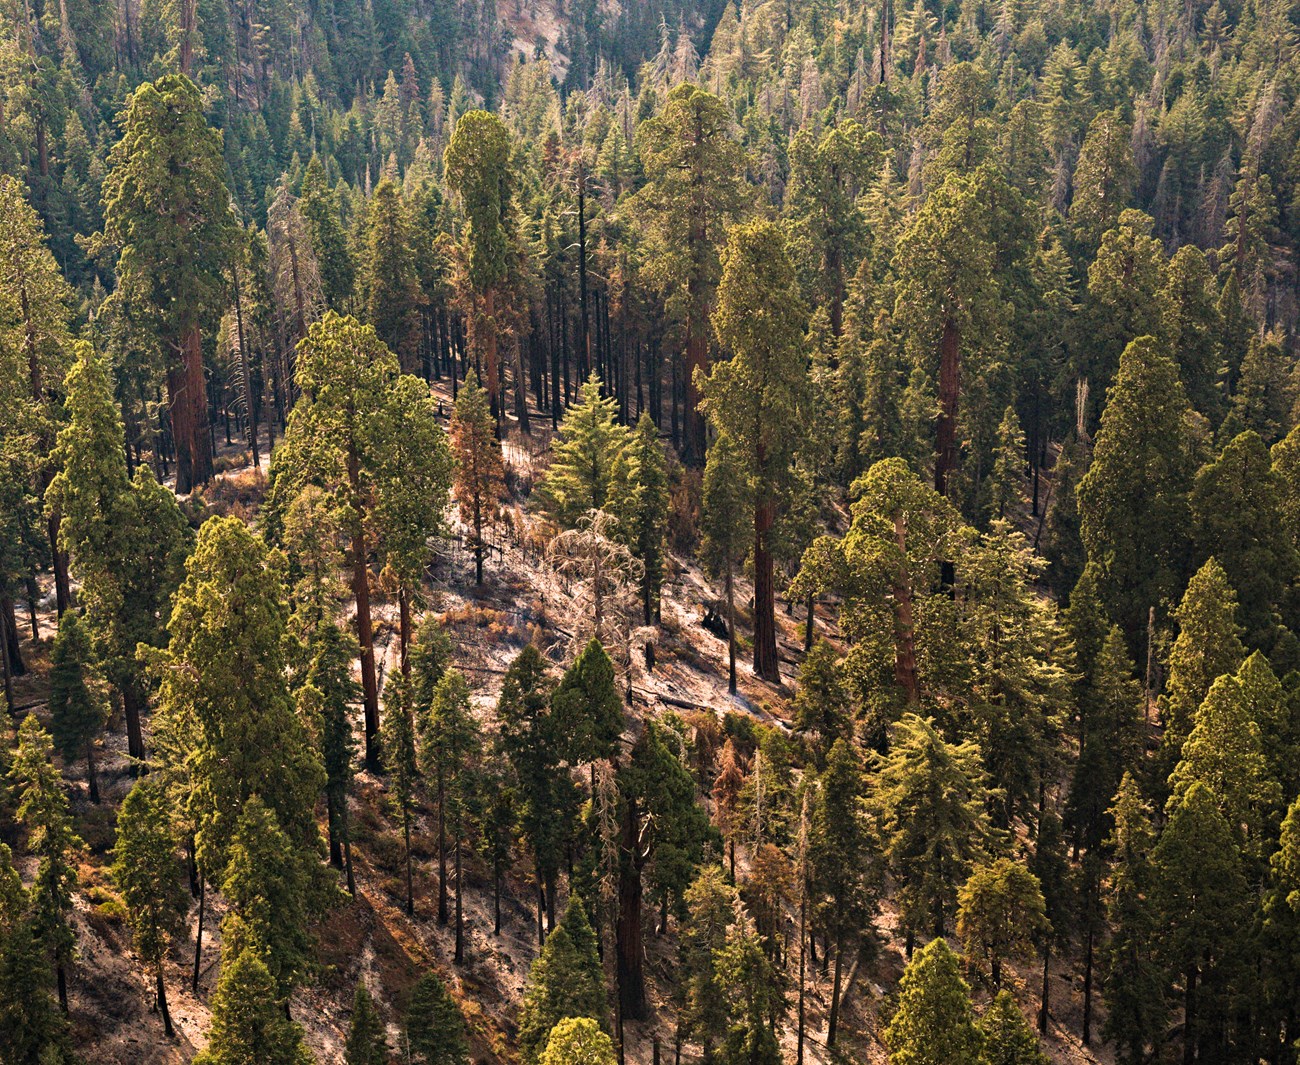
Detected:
left=48, top=611, right=106, bottom=803
left=10, top=716, right=80, bottom=1012
left=405, top=971, right=469, bottom=1065
left=518, top=896, right=607, bottom=1063
left=536, top=375, right=628, bottom=528
left=112, top=777, right=187, bottom=1037
left=344, top=981, right=389, bottom=1065
left=192, top=948, right=313, bottom=1065
left=883, top=937, right=981, bottom=1065
left=979, top=991, right=1048, bottom=1065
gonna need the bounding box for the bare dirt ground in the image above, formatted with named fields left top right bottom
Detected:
left=4, top=395, right=1110, bottom=1065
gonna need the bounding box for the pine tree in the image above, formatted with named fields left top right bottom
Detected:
left=1065, top=625, right=1142, bottom=854
left=680, top=865, right=737, bottom=1064
left=1068, top=111, right=1135, bottom=261
left=956, top=858, right=1049, bottom=989
left=219, top=797, right=318, bottom=1001
left=301, top=622, right=358, bottom=887
left=551, top=638, right=624, bottom=768
left=1156, top=558, right=1246, bottom=794
left=0, top=843, right=69, bottom=1062
left=1189, top=430, right=1297, bottom=651
left=613, top=411, right=670, bottom=623
left=715, top=908, right=783, bottom=1065
left=883, top=937, right=981, bottom=1065
left=300, top=155, right=355, bottom=310
left=791, top=641, right=853, bottom=767
left=496, top=645, right=571, bottom=937
left=1158, top=245, right=1223, bottom=422
left=405, top=971, right=469, bottom=1065
left=419, top=667, right=478, bottom=949
left=101, top=74, right=237, bottom=492
left=450, top=374, right=505, bottom=584
left=810, top=738, right=880, bottom=1046
left=631, top=83, right=748, bottom=465
left=1261, top=797, right=1300, bottom=1059
left=192, top=948, right=313, bottom=1065
left=268, top=312, right=407, bottom=766
left=1168, top=671, right=1281, bottom=859
left=518, top=896, right=607, bottom=1063
left=979, top=991, right=1048, bottom=1065
left=48, top=611, right=106, bottom=803
left=10, top=716, right=80, bottom=1012
left=987, top=406, right=1025, bottom=521
left=1100, top=775, right=1164, bottom=1065
left=1151, top=783, right=1250, bottom=1064
left=700, top=219, right=810, bottom=683
left=536, top=375, right=628, bottom=528
left=1223, top=332, right=1294, bottom=444
left=48, top=342, right=190, bottom=762
left=344, top=981, right=389, bottom=1065
left=381, top=672, right=419, bottom=917
left=363, top=180, right=421, bottom=370
left=876, top=714, right=995, bottom=942
left=373, top=374, right=453, bottom=672
left=701, top=434, right=751, bottom=694
left=112, top=777, right=187, bottom=1037
left=444, top=110, right=516, bottom=417
left=1077, top=335, right=1195, bottom=647
left=540, top=1017, right=617, bottom=1065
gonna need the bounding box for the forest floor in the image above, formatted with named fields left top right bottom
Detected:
left=3, top=392, right=1113, bottom=1065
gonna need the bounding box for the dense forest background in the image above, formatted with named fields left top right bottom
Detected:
left=2, top=0, right=1300, bottom=1061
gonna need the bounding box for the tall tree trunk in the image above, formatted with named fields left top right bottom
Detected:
left=437, top=772, right=448, bottom=925
left=617, top=797, right=647, bottom=1020
left=1183, top=964, right=1198, bottom=1065
left=192, top=876, right=205, bottom=994
left=683, top=319, right=707, bottom=467
left=169, top=325, right=213, bottom=494
left=1039, top=946, right=1051, bottom=1034
left=753, top=490, right=779, bottom=683
left=796, top=882, right=807, bottom=1065
left=47, top=511, right=70, bottom=616
left=934, top=316, right=960, bottom=496
left=1082, top=923, right=1094, bottom=1046
left=484, top=288, right=501, bottom=424
left=347, top=445, right=380, bottom=769
left=231, top=260, right=259, bottom=468
left=398, top=586, right=412, bottom=677
left=725, top=564, right=737, bottom=694
left=85, top=740, right=99, bottom=804
left=403, top=812, right=414, bottom=916
left=454, top=831, right=465, bottom=964
left=2, top=596, right=24, bottom=678
left=157, top=967, right=173, bottom=1038
left=828, top=932, right=846, bottom=1047
left=122, top=676, right=146, bottom=763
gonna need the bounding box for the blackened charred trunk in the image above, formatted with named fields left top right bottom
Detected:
left=617, top=796, right=647, bottom=1020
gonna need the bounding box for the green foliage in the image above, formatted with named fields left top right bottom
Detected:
left=10, top=716, right=80, bottom=990
left=220, top=796, right=319, bottom=999
left=47, top=612, right=106, bottom=783
left=539, top=1018, right=617, bottom=1065
left=152, top=516, right=324, bottom=877
left=956, top=858, right=1048, bottom=988
left=551, top=638, right=624, bottom=767
left=1078, top=335, right=1195, bottom=645
left=884, top=937, right=981, bottom=1065
left=0, top=846, right=69, bottom=1064
left=443, top=111, right=514, bottom=294
left=536, top=375, right=628, bottom=527
left=111, top=777, right=187, bottom=976
left=876, top=714, right=996, bottom=940
left=192, top=948, right=313, bottom=1065
left=979, top=991, right=1048, bottom=1065
left=613, top=412, right=670, bottom=622
left=405, top=971, right=469, bottom=1065
left=344, top=981, right=389, bottom=1065
left=518, top=897, right=607, bottom=1063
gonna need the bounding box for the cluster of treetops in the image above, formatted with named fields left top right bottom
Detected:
left=2, top=0, right=1300, bottom=1060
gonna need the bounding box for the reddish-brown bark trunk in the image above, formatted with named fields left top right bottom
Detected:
left=934, top=316, right=960, bottom=496
left=169, top=325, right=212, bottom=494
left=891, top=513, right=920, bottom=705
left=753, top=493, right=779, bottom=683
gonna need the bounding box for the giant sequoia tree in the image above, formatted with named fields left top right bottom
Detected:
left=701, top=219, right=809, bottom=683
left=633, top=83, right=749, bottom=465
left=101, top=74, right=236, bottom=493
